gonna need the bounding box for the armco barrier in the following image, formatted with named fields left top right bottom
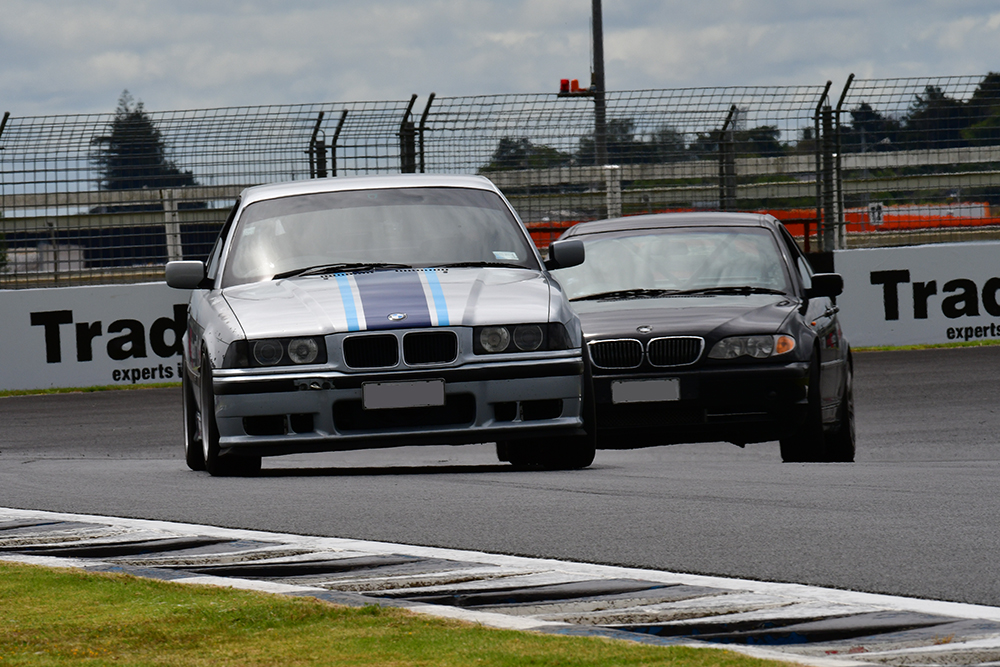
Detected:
left=3, top=240, right=999, bottom=390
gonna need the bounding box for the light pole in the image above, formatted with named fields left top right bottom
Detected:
left=558, top=1, right=607, bottom=166
left=592, top=0, right=607, bottom=166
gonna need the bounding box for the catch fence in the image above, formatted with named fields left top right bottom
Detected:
left=2, top=74, right=999, bottom=288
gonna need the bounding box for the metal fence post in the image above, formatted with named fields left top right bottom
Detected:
left=329, top=110, right=348, bottom=178
left=812, top=81, right=832, bottom=253
left=314, top=139, right=328, bottom=179
left=308, top=112, right=326, bottom=178
left=418, top=93, right=435, bottom=174
left=45, top=220, right=58, bottom=283
left=399, top=95, right=418, bottom=173
left=822, top=104, right=836, bottom=253
left=164, top=189, right=183, bottom=262
left=592, top=0, right=608, bottom=166
left=834, top=74, right=854, bottom=250
left=719, top=105, right=738, bottom=211
left=604, top=164, right=622, bottom=218
left=0, top=111, right=8, bottom=275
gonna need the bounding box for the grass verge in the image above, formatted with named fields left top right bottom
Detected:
left=0, top=382, right=181, bottom=398
left=854, top=339, right=1000, bottom=352
left=0, top=562, right=794, bottom=667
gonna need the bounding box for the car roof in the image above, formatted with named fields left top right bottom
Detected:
left=562, top=212, right=779, bottom=238
left=240, top=174, right=501, bottom=206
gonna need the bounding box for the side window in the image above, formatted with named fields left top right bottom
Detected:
left=797, top=256, right=813, bottom=291
left=204, top=238, right=224, bottom=282
left=206, top=199, right=240, bottom=282
left=777, top=225, right=812, bottom=292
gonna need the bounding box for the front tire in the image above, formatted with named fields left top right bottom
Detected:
left=780, top=353, right=856, bottom=463
left=780, top=355, right=824, bottom=463
left=824, top=358, right=856, bottom=463
left=182, top=364, right=205, bottom=471
left=200, top=353, right=261, bottom=477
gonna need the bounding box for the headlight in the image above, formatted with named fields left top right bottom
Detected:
left=513, top=324, right=544, bottom=351
left=252, top=340, right=284, bottom=366
left=479, top=326, right=511, bottom=353
left=287, top=338, right=320, bottom=364
left=474, top=323, right=573, bottom=354
left=708, top=334, right=796, bottom=360
left=224, top=337, right=328, bottom=368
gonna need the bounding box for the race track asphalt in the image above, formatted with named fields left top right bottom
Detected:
left=2, top=346, right=999, bottom=606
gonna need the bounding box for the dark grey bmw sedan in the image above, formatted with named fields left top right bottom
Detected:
left=550, top=212, right=854, bottom=463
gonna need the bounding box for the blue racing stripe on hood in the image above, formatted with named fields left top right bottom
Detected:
left=334, top=273, right=361, bottom=332
left=355, top=270, right=432, bottom=330
left=423, top=268, right=450, bottom=326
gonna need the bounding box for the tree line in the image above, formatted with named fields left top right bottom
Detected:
left=844, top=73, right=1000, bottom=152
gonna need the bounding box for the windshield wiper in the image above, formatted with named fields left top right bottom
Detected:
left=434, top=261, right=529, bottom=269
left=571, top=285, right=787, bottom=302
left=670, top=286, right=788, bottom=296
left=571, top=288, right=679, bottom=302
left=273, top=262, right=412, bottom=280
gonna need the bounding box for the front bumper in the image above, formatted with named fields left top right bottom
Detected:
left=591, top=361, right=810, bottom=447
left=211, top=356, right=584, bottom=456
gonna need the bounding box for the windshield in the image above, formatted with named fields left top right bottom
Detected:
left=221, top=187, right=538, bottom=287
left=552, top=227, right=792, bottom=301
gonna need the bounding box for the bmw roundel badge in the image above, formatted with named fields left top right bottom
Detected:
left=387, top=312, right=408, bottom=322
left=637, top=325, right=652, bottom=334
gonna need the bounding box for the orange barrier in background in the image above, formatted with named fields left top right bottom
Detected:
left=527, top=203, right=1000, bottom=248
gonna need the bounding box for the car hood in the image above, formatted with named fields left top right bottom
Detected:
left=571, top=294, right=799, bottom=340
left=222, top=267, right=552, bottom=338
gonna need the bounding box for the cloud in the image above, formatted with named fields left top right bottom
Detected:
left=0, top=0, right=998, bottom=116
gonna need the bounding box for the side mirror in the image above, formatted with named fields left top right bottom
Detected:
left=165, top=261, right=208, bottom=290
left=806, top=272, right=843, bottom=299
left=545, top=239, right=585, bottom=270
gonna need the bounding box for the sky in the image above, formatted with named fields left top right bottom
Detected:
left=2, top=1, right=1000, bottom=117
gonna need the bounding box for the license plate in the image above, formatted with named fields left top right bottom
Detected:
left=611, top=378, right=680, bottom=404
left=363, top=379, right=445, bottom=410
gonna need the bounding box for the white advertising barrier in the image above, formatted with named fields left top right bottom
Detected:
left=3, top=242, right=999, bottom=390
left=0, top=282, right=191, bottom=391
left=835, top=241, right=1000, bottom=347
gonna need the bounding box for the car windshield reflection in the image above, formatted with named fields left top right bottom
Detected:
left=222, top=187, right=539, bottom=287
left=553, top=228, right=792, bottom=301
